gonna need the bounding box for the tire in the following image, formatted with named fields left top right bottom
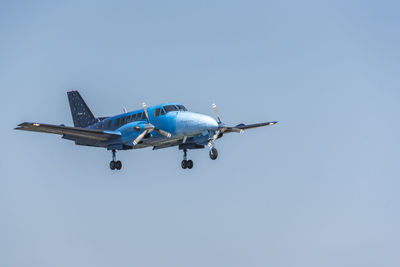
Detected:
left=110, top=161, right=116, bottom=170
left=187, top=160, right=193, bottom=169
left=181, top=160, right=187, bottom=169
left=209, top=147, right=218, bottom=160
left=116, top=160, right=122, bottom=170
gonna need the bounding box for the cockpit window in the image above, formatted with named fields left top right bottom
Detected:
left=177, top=105, right=187, bottom=111
left=154, top=108, right=160, bottom=117
left=160, top=108, right=165, bottom=115
left=164, top=105, right=178, bottom=113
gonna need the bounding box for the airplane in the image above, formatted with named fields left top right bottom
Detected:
left=15, top=90, right=278, bottom=170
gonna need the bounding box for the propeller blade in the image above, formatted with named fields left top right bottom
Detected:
left=212, top=130, right=220, bottom=142
left=133, top=129, right=148, bottom=146
left=142, top=102, right=149, bottom=123
left=212, top=103, right=222, bottom=123
left=154, top=128, right=172, bottom=138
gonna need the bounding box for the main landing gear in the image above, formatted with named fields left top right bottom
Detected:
left=110, top=149, right=122, bottom=170
left=180, top=146, right=219, bottom=169
left=181, top=149, right=193, bottom=170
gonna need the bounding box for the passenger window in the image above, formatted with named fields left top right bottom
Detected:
left=131, top=114, right=136, bottom=121
left=126, top=115, right=131, bottom=122
left=107, top=120, right=112, bottom=128
left=154, top=108, right=160, bottom=117
left=115, top=118, right=120, bottom=127
left=164, top=105, right=178, bottom=113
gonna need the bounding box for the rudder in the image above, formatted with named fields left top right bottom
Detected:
left=67, top=90, right=96, bottom=128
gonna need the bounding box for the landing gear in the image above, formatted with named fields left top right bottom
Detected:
left=181, top=160, right=186, bottom=169
left=209, top=147, right=218, bottom=160
left=115, top=161, right=122, bottom=170
left=109, top=150, right=122, bottom=170
left=110, top=160, right=122, bottom=170
left=181, top=149, right=194, bottom=169
left=181, top=160, right=193, bottom=169
left=187, top=160, right=193, bottom=169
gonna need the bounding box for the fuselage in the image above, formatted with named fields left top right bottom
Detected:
left=87, top=103, right=218, bottom=149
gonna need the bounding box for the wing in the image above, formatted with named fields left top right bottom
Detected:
left=222, top=121, right=278, bottom=133
left=15, top=122, right=121, bottom=141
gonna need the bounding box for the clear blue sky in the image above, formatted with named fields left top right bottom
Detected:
left=1, top=1, right=399, bottom=266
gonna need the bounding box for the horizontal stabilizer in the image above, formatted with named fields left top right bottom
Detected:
left=15, top=122, right=121, bottom=141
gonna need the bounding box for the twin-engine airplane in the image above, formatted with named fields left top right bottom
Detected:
left=16, top=91, right=277, bottom=170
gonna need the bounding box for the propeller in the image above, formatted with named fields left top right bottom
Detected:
left=211, top=103, right=244, bottom=143
left=212, top=103, right=222, bottom=123
left=133, top=103, right=172, bottom=146
left=211, top=103, right=224, bottom=142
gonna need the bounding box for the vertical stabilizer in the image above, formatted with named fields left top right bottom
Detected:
left=67, top=90, right=96, bottom=128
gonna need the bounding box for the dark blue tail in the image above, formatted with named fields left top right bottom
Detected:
left=67, top=90, right=96, bottom=128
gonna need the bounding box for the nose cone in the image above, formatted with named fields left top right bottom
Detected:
left=199, top=114, right=218, bottom=130
left=175, top=112, right=219, bottom=136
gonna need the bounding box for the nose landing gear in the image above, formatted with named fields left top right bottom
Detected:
left=110, top=149, right=122, bottom=170
left=181, top=149, right=193, bottom=169
left=209, top=147, right=218, bottom=160
left=208, top=140, right=218, bottom=160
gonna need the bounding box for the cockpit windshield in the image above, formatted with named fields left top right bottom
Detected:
left=156, top=105, right=187, bottom=116
left=176, top=105, right=187, bottom=111
left=163, top=105, right=178, bottom=113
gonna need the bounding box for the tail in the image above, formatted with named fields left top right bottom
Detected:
left=67, top=90, right=96, bottom=128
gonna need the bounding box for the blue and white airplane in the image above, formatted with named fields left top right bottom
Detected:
left=16, top=90, right=277, bottom=170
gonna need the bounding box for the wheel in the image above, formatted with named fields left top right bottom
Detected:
left=187, top=160, right=193, bottom=169
left=115, top=160, right=122, bottom=170
left=110, top=161, right=116, bottom=170
left=181, top=160, right=187, bottom=169
left=209, top=147, right=218, bottom=160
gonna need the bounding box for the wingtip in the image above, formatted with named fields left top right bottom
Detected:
left=16, top=122, right=30, bottom=127
left=15, top=122, right=42, bottom=129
